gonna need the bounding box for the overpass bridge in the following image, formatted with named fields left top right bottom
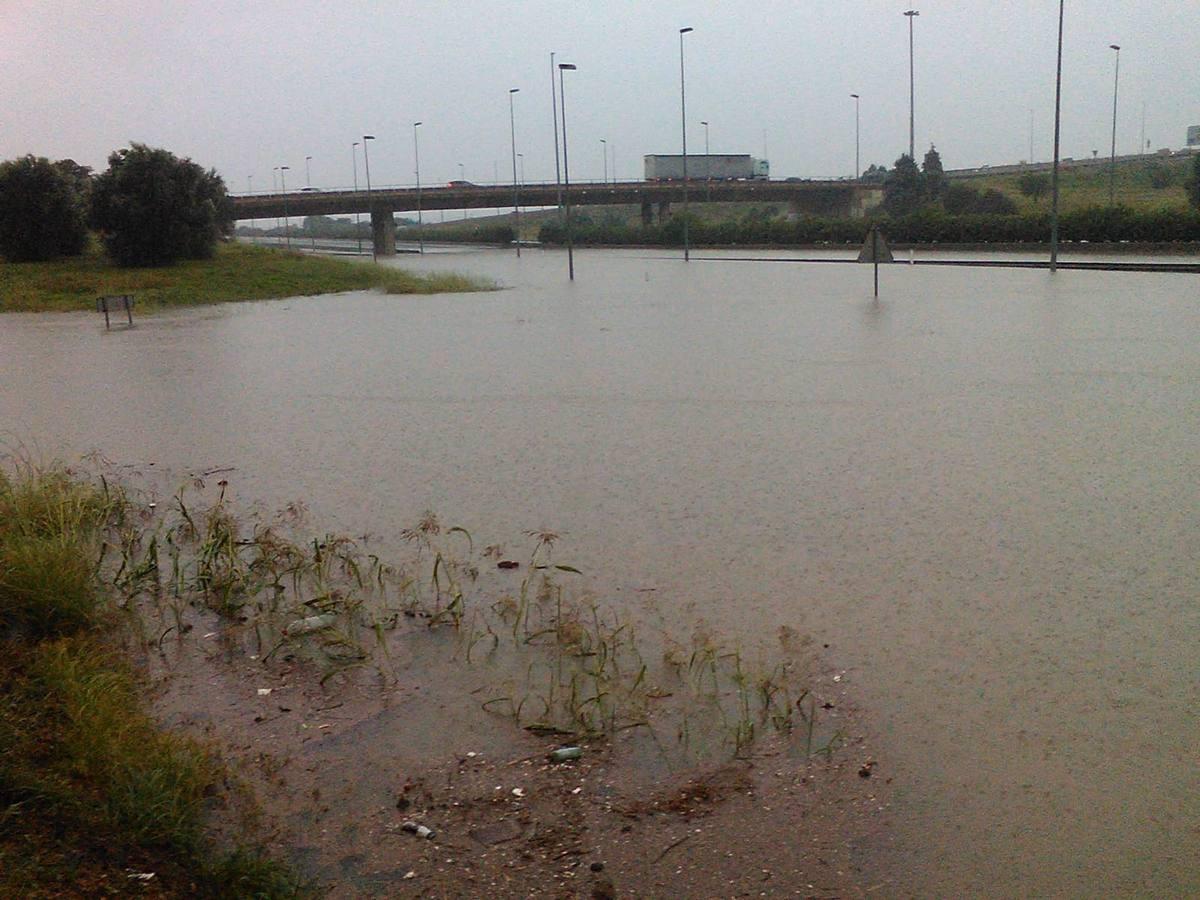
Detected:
left=232, top=179, right=882, bottom=256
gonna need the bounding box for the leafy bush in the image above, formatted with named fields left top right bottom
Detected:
left=974, top=188, right=1019, bottom=215
left=1018, top=172, right=1051, bottom=201
left=395, top=222, right=514, bottom=244
left=943, top=184, right=981, bottom=215
left=883, top=154, right=925, bottom=216
left=90, top=144, right=233, bottom=267
left=0, top=155, right=90, bottom=262
left=1189, top=155, right=1200, bottom=210
left=1143, top=164, right=1177, bottom=190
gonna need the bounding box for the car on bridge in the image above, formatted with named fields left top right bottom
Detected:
left=447, top=180, right=476, bottom=187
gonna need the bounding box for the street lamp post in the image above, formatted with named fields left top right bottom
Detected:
left=362, top=135, right=376, bottom=261
left=279, top=166, right=291, bottom=250
left=558, top=62, right=577, bottom=280
left=551, top=52, right=563, bottom=213
left=272, top=167, right=281, bottom=235
left=903, top=10, right=919, bottom=160
left=352, top=141, right=362, bottom=255
left=701, top=120, right=710, bottom=201
left=850, top=94, right=861, bottom=179
left=304, top=156, right=314, bottom=250
left=601, top=139, right=607, bottom=185
left=517, top=153, right=525, bottom=184
left=413, top=122, right=424, bottom=254
left=457, top=163, right=466, bottom=220
left=1108, top=43, right=1121, bottom=206
left=509, top=88, right=522, bottom=257
left=679, top=26, right=694, bottom=262
left=247, top=175, right=255, bottom=243
left=1050, top=0, right=1065, bottom=272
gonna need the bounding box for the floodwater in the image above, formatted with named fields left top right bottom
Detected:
left=2, top=246, right=1197, bottom=896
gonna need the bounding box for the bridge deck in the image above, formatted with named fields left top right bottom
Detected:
left=232, top=179, right=881, bottom=220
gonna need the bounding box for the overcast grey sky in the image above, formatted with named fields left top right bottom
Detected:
left=3, top=1, right=1196, bottom=191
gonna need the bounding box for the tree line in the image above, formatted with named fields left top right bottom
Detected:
left=536, top=151, right=1200, bottom=247
left=0, top=145, right=233, bottom=266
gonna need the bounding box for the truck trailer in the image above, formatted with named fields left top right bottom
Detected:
left=644, top=154, right=769, bottom=181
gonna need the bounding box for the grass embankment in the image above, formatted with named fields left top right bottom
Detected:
left=957, top=155, right=1195, bottom=214
left=0, top=465, right=303, bottom=897
left=0, top=241, right=493, bottom=313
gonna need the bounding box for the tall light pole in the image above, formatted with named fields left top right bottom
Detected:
left=1050, top=0, right=1065, bottom=272
left=558, top=62, right=577, bottom=280
left=352, top=141, right=362, bottom=255
left=509, top=88, right=522, bottom=257
left=701, top=120, right=711, bottom=200
left=304, top=156, right=314, bottom=250
left=517, top=153, right=525, bottom=184
left=903, top=10, right=919, bottom=160
left=279, top=165, right=291, bottom=250
left=457, top=163, right=466, bottom=220
left=600, top=138, right=607, bottom=184
left=1108, top=44, right=1121, bottom=206
left=679, top=26, right=694, bottom=262
left=272, top=167, right=281, bottom=235
left=247, top=175, right=255, bottom=243
left=850, top=95, right=860, bottom=179
left=362, top=135, right=376, bottom=261
left=1029, top=108, right=1035, bottom=164
left=413, top=122, right=424, bottom=254
left=551, top=51, right=563, bottom=213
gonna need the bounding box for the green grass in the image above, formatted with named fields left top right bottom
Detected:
left=0, top=463, right=305, bottom=898
left=957, top=155, right=1194, bottom=214
left=0, top=241, right=494, bottom=313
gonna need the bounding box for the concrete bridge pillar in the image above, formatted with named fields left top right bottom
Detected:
left=657, top=201, right=672, bottom=221
left=641, top=200, right=654, bottom=225
left=371, top=208, right=396, bottom=257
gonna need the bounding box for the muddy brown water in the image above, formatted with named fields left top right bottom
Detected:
left=2, top=247, right=1197, bottom=896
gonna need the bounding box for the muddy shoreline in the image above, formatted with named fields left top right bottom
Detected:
left=148, top=624, right=892, bottom=897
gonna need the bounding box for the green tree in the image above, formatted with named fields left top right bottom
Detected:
left=0, top=155, right=90, bottom=261
left=1017, top=172, right=1051, bottom=203
left=922, top=145, right=946, bottom=201
left=1189, top=155, right=1200, bottom=209
left=90, top=144, right=233, bottom=266
left=943, top=183, right=980, bottom=214
left=883, top=154, right=924, bottom=216
left=860, top=163, right=889, bottom=184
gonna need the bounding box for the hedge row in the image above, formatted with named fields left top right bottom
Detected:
left=537, top=206, right=1200, bottom=247
left=394, top=223, right=514, bottom=244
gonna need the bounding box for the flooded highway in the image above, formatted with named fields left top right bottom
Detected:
left=2, top=246, right=1197, bottom=896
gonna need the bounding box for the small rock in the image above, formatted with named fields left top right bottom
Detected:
left=498, top=560, right=520, bottom=570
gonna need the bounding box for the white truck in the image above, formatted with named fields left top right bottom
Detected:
left=644, top=154, right=769, bottom=181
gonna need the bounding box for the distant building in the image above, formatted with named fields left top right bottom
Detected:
left=1187, top=125, right=1200, bottom=148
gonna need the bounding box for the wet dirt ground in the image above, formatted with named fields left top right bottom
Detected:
left=147, top=627, right=890, bottom=898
